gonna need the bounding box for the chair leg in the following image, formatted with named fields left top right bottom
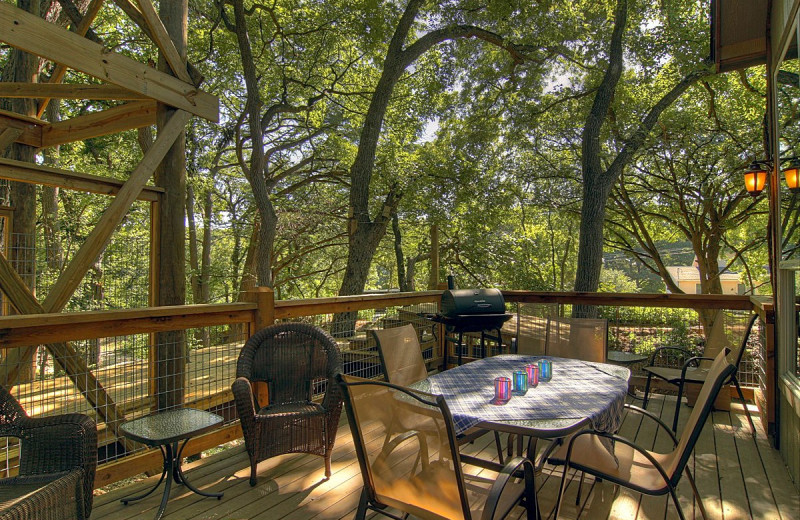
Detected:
left=642, top=372, right=653, bottom=408
left=494, top=430, right=505, bottom=465
left=669, top=485, right=687, bottom=520
left=553, top=463, right=570, bottom=520
left=249, top=457, right=258, bottom=487
left=324, top=451, right=332, bottom=479
left=574, top=471, right=583, bottom=505
left=673, top=379, right=686, bottom=432
left=355, top=488, right=369, bottom=520
left=732, top=376, right=757, bottom=437
left=683, top=466, right=709, bottom=520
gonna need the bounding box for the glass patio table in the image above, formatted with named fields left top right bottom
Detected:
left=119, top=408, right=224, bottom=520
left=410, top=354, right=630, bottom=442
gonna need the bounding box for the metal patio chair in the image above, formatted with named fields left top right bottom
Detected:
left=642, top=313, right=758, bottom=433
left=552, top=348, right=737, bottom=520
left=337, top=373, right=538, bottom=520
left=372, top=324, right=505, bottom=463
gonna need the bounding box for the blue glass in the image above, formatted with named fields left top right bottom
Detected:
left=512, top=370, right=528, bottom=395
left=538, top=358, right=553, bottom=382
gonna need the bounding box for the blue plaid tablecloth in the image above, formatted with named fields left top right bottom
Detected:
left=415, top=355, right=629, bottom=436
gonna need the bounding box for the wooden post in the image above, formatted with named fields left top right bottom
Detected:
left=153, top=0, right=188, bottom=412
left=242, top=287, right=275, bottom=407
left=429, top=224, right=439, bottom=289
left=244, top=287, right=275, bottom=335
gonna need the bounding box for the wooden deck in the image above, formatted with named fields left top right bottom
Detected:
left=93, top=393, right=798, bottom=520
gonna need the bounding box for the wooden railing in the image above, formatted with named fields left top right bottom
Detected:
left=0, top=289, right=775, bottom=487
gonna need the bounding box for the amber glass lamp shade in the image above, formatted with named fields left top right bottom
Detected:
left=744, top=162, right=767, bottom=197
left=784, top=159, right=800, bottom=194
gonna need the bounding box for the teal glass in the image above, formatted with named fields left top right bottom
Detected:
left=512, top=370, right=528, bottom=395
left=538, top=358, right=552, bottom=382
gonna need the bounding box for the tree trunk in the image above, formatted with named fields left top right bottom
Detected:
left=42, top=101, right=63, bottom=272
left=572, top=0, right=709, bottom=319
left=1, top=0, right=39, bottom=385
left=392, top=213, right=409, bottom=292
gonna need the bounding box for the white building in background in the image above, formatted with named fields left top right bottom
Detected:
left=665, top=258, right=744, bottom=295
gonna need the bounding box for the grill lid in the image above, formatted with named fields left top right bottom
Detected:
left=440, top=288, right=505, bottom=317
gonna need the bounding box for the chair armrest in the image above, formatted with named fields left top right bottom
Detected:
left=16, top=413, right=97, bottom=478
left=0, top=469, right=84, bottom=520
left=231, top=377, right=257, bottom=429
left=481, top=456, right=536, bottom=520
left=647, top=345, right=693, bottom=366
left=622, top=404, right=679, bottom=445
left=564, top=429, right=674, bottom=488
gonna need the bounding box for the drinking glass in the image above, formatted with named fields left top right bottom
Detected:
left=512, top=370, right=528, bottom=395
left=538, top=358, right=553, bottom=382
left=493, top=376, right=511, bottom=403
left=525, top=363, right=539, bottom=386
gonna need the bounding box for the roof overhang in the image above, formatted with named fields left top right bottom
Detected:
left=711, top=0, right=769, bottom=73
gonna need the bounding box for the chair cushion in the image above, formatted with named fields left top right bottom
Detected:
left=644, top=365, right=709, bottom=385
left=550, top=433, right=677, bottom=494
left=256, top=401, right=325, bottom=418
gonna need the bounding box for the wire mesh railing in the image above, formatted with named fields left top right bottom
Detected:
left=0, top=290, right=768, bottom=488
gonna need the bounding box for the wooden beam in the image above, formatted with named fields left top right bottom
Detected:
left=0, top=305, right=254, bottom=348
left=0, top=128, right=23, bottom=153
left=41, top=100, right=157, bottom=147
left=0, top=157, right=163, bottom=202
left=133, top=0, right=192, bottom=84
left=0, top=3, right=219, bottom=122
left=111, top=0, right=204, bottom=86
left=0, top=109, right=44, bottom=147
left=39, top=0, right=106, bottom=117
left=0, top=82, right=148, bottom=100
left=0, top=254, right=134, bottom=451
left=42, top=109, right=192, bottom=313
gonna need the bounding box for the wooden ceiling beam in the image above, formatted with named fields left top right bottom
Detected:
left=0, top=3, right=219, bottom=121
left=133, top=0, right=193, bottom=84
left=0, top=82, right=149, bottom=100
left=0, top=157, right=163, bottom=202
left=38, top=0, right=106, bottom=118
left=41, top=100, right=157, bottom=147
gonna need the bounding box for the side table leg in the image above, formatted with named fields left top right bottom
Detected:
left=174, top=438, right=223, bottom=499
left=154, top=443, right=175, bottom=520
left=120, top=444, right=169, bottom=505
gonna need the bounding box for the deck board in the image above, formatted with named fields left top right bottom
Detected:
left=93, top=393, right=799, bottom=520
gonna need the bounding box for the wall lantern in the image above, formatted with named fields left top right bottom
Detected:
left=744, top=161, right=768, bottom=197
left=743, top=156, right=800, bottom=197
left=783, top=158, right=800, bottom=194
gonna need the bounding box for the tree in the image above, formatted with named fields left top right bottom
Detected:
left=573, top=0, right=712, bottom=315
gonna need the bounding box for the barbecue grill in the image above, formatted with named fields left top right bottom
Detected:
left=423, top=289, right=512, bottom=367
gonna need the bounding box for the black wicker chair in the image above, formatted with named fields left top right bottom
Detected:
left=0, top=384, right=97, bottom=520
left=232, top=323, right=343, bottom=486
